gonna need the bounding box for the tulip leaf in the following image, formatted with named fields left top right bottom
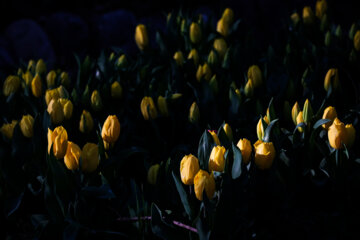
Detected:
left=172, top=172, right=193, bottom=220
left=231, top=143, right=242, bottom=179
left=80, top=185, right=116, bottom=199
left=267, top=97, right=276, bottom=122
left=217, top=123, right=231, bottom=149
left=293, top=122, right=307, bottom=135
left=343, top=144, right=349, bottom=159
left=5, top=191, right=24, bottom=217
left=195, top=204, right=211, bottom=240
left=198, top=130, right=212, bottom=170
left=263, top=119, right=279, bottom=142
left=313, top=119, right=331, bottom=129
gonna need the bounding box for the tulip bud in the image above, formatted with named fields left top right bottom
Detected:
left=256, top=116, right=268, bottom=140
left=140, top=96, right=158, bottom=120
left=320, top=14, right=328, bottom=32
left=207, top=50, right=218, bottom=67
left=345, top=124, right=356, bottom=148
left=223, top=123, right=233, bottom=141
left=325, top=31, right=331, bottom=47
left=302, top=99, right=313, bottom=124
left=235, top=89, right=241, bottom=99
left=59, top=98, right=73, bottom=120
left=354, top=30, right=360, bottom=51
left=101, top=115, right=121, bottom=144
left=28, top=60, right=36, bottom=72
left=45, top=89, right=60, bottom=105
left=20, top=114, right=34, bottom=138
left=47, top=99, right=64, bottom=125
left=22, top=71, right=33, bottom=87
left=116, top=54, right=128, bottom=68
left=247, top=65, right=262, bottom=88
left=46, top=71, right=56, bottom=88
left=35, top=59, right=46, bottom=75
left=296, top=111, right=304, bottom=132
left=56, top=85, right=69, bottom=99
left=111, top=81, right=122, bottom=99
left=217, top=18, right=229, bottom=37
left=322, top=106, right=337, bottom=129
left=31, top=74, right=42, bottom=97
left=180, top=154, right=200, bottom=185
left=335, top=25, right=342, bottom=39
left=171, top=93, right=182, bottom=100
left=135, top=24, right=149, bottom=51
left=60, top=72, right=70, bottom=87
left=208, top=130, right=221, bottom=146
left=324, top=68, right=339, bottom=92
left=64, top=141, right=81, bottom=170
left=47, top=126, right=68, bottom=159
left=81, top=143, right=99, bottom=173
left=189, top=22, right=202, bottom=44
left=209, top=75, right=218, bottom=94
left=194, top=170, right=215, bottom=201
left=148, top=164, right=160, bottom=185
left=222, top=8, right=234, bottom=24
left=3, top=75, right=20, bottom=97
left=290, top=12, right=300, bottom=25
left=173, top=51, right=184, bottom=66
left=237, top=138, right=252, bottom=165
left=291, top=102, right=300, bottom=125
left=328, top=118, right=349, bottom=149
left=0, top=120, right=18, bottom=140
left=302, top=6, right=314, bottom=25
left=189, top=102, right=200, bottom=123
left=91, top=90, right=103, bottom=112
left=254, top=140, right=276, bottom=170
left=244, top=79, right=254, bottom=98
left=213, top=38, right=227, bottom=60
left=180, top=19, right=187, bottom=36
left=188, top=49, right=199, bottom=66
left=315, top=0, right=327, bottom=19
left=196, top=63, right=212, bottom=82
left=157, top=96, right=168, bottom=117
left=79, top=110, right=94, bottom=133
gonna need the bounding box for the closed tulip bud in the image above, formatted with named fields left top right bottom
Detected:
left=345, top=124, right=356, bottom=148
left=223, top=123, right=233, bottom=141
left=207, top=50, right=218, bottom=67
left=23, top=71, right=33, bottom=87
left=140, top=96, right=157, bottom=120
left=27, top=60, right=36, bottom=72
left=217, top=18, right=229, bottom=37
left=296, top=111, right=304, bottom=132
left=101, top=115, right=120, bottom=144
left=91, top=90, right=103, bottom=112
left=116, top=54, right=128, bottom=68
left=173, top=51, right=184, bottom=66
left=135, top=24, right=149, bottom=51
left=325, top=31, right=331, bottom=47
left=302, top=99, right=313, bottom=124
left=209, top=75, right=218, bottom=94
left=111, top=81, right=122, bottom=99
left=3, top=75, right=20, bottom=97
left=324, top=68, right=339, bottom=91
left=35, top=59, right=46, bottom=75
left=45, top=89, right=60, bottom=105
left=81, top=143, right=99, bottom=173
left=257, top=116, right=268, bottom=140
left=290, top=12, right=300, bottom=25
left=247, top=65, right=262, bottom=88
left=213, top=38, right=227, bottom=60
left=315, top=0, right=327, bottom=19
left=180, top=19, right=187, bottom=36
left=171, top=93, right=182, bottom=100
left=222, top=8, right=234, bottom=24
left=208, top=130, right=221, bottom=146
left=235, top=88, right=241, bottom=98
left=81, top=84, right=90, bottom=105
left=194, top=170, right=215, bottom=201
left=189, top=22, right=202, bottom=44
left=148, top=164, right=160, bottom=185
left=322, top=106, right=337, bottom=129
left=60, top=72, right=70, bottom=87
left=189, top=102, right=200, bottom=123
left=320, top=14, right=328, bottom=32
left=46, top=71, right=56, bottom=88
left=254, top=140, right=276, bottom=170
left=64, top=141, right=81, bottom=170
left=180, top=154, right=200, bottom=185
left=47, top=126, right=68, bottom=159
left=20, top=114, right=34, bottom=138
left=335, top=25, right=342, bottom=39
left=188, top=49, right=199, bottom=66
left=157, top=96, right=168, bottom=117
left=328, top=118, right=348, bottom=149
left=103, top=140, right=110, bottom=150
left=79, top=110, right=94, bottom=133
left=1, top=120, right=18, bottom=140
left=237, top=138, right=252, bottom=165
left=31, top=74, right=42, bottom=97
left=244, top=79, right=254, bottom=97
left=196, top=63, right=212, bottom=82
left=354, top=30, right=360, bottom=51
left=59, top=98, right=73, bottom=120
left=47, top=99, right=64, bottom=124
left=291, top=102, right=300, bottom=125
left=302, top=6, right=314, bottom=25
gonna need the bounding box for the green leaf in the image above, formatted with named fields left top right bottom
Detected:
left=267, top=97, right=276, bottom=122
left=313, top=119, right=331, bottom=129
left=172, top=172, right=193, bottom=220
left=263, top=119, right=279, bottom=142
left=197, top=130, right=212, bottom=170
left=217, top=123, right=231, bottom=149
left=231, top=143, right=242, bottom=179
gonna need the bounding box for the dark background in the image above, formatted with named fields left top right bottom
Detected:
left=0, top=0, right=359, bottom=74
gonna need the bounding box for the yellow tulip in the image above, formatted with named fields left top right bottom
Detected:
left=58, top=98, right=73, bottom=120
left=35, top=59, right=46, bottom=75
left=315, top=0, right=327, bottom=19
left=302, top=6, right=314, bottom=25
left=222, top=8, right=234, bottom=24
left=322, top=106, right=337, bottom=129
left=140, top=96, right=158, bottom=120
left=244, top=79, right=254, bottom=97
left=189, top=102, right=200, bottom=123
left=46, top=70, right=56, bottom=88
left=180, top=154, right=200, bottom=185
left=157, top=96, right=168, bottom=117
left=81, top=143, right=99, bottom=173
left=217, top=18, right=229, bottom=37
left=116, top=54, right=128, bottom=68
left=0, top=120, right=18, bottom=140
left=101, top=115, right=121, bottom=144
left=208, top=145, right=226, bottom=172
left=148, top=164, right=160, bottom=185
left=254, top=140, right=276, bottom=170
left=213, top=38, right=227, bottom=60
left=237, top=138, right=252, bottom=165
left=188, top=49, right=199, bottom=66
left=328, top=118, right=355, bottom=149
left=27, top=59, right=36, bottom=72
left=256, top=116, right=269, bottom=141
left=47, top=126, right=68, bottom=159
left=296, top=111, right=304, bottom=132
left=23, top=71, right=33, bottom=87
left=91, top=90, right=103, bottom=112
left=291, top=102, right=300, bottom=125
left=208, top=130, right=221, bottom=145
left=20, top=114, right=34, bottom=138
left=223, top=123, right=233, bottom=141
left=345, top=124, right=356, bottom=148
left=290, top=12, right=300, bottom=25
left=3, top=75, right=20, bottom=97
left=111, top=81, right=122, bottom=99
left=324, top=68, right=339, bottom=92
left=64, top=141, right=81, bottom=170
left=194, top=170, right=215, bottom=201
left=196, top=63, right=212, bottom=82
left=354, top=30, right=360, bottom=51
left=60, top=72, right=70, bottom=87
left=57, top=85, right=68, bottom=99
left=31, top=74, right=42, bottom=97
left=189, top=22, right=202, bottom=44
left=247, top=65, right=262, bottom=88
left=79, top=110, right=94, bottom=133
left=173, top=51, right=184, bottom=66
left=47, top=99, right=64, bottom=125
left=135, top=24, right=149, bottom=51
